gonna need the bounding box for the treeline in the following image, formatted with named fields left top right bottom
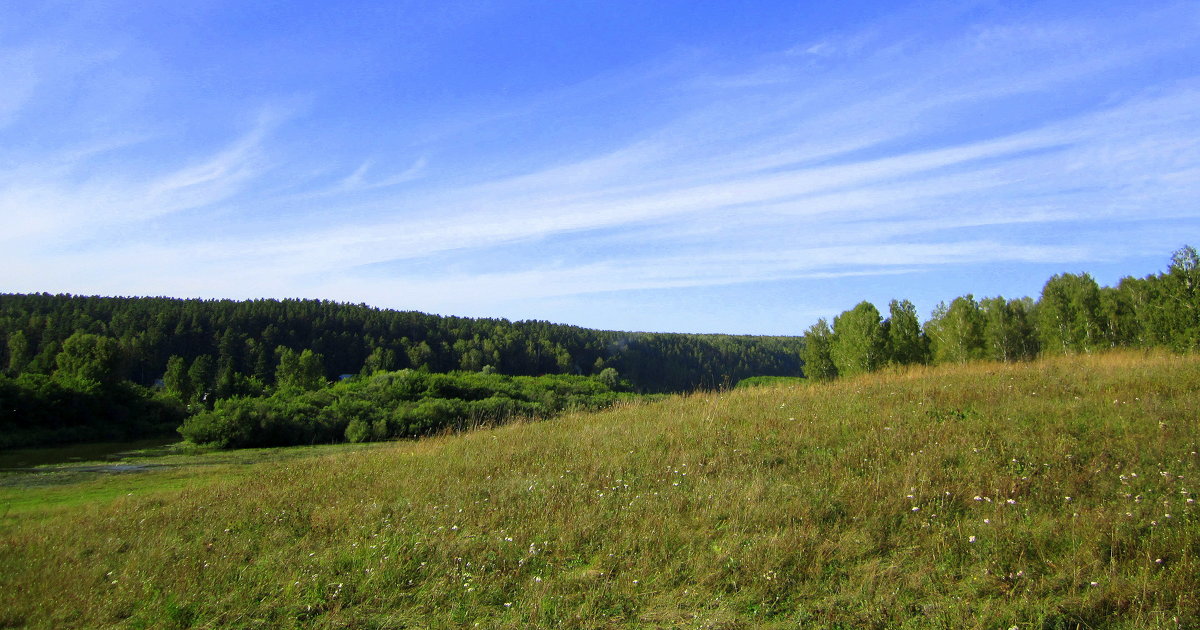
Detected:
left=802, top=246, right=1199, bottom=380
left=0, top=295, right=801, bottom=394
left=179, top=369, right=633, bottom=449
left=0, top=294, right=800, bottom=448
left=4, top=246, right=1194, bottom=449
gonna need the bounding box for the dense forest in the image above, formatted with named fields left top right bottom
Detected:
left=0, top=296, right=801, bottom=393
left=0, top=245, right=1195, bottom=450
left=0, top=295, right=800, bottom=448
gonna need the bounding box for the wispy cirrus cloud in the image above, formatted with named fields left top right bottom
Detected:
left=1, top=1, right=1198, bottom=332
left=235, top=77, right=1198, bottom=279
left=0, top=108, right=283, bottom=246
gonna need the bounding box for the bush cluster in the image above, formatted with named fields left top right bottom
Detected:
left=178, top=369, right=630, bottom=449
left=0, top=374, right=185, bottom=449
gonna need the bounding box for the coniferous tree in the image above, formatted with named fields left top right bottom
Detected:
left=216, top=328, right=242, bottom=375
left=245, top=338, right=271, bottom=383
left=214, top=362, right=237, bottom=399
left=0, top=293, right=800, bottom=394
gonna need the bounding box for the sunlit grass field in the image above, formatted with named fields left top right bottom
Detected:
left=2, top=350, right=1198, bottom=629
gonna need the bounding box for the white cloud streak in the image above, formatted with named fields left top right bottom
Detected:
left=0, top=111, right=280, bottom=247
left=1, top=2, right=1198, bottom=328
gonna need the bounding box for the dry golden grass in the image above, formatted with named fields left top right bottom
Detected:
left=1, top=350, right=1198, bottom=628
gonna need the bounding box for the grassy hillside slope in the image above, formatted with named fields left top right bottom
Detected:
left=2, top=351, right=1198, bottom=629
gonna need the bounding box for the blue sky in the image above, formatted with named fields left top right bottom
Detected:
left=1, top=0, right=1198, bottom=334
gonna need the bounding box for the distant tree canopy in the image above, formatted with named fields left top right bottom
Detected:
left=805, top=246, right=1199, bottom=383
left=2, top=245, right=1196, bottom=449
left=0, top=293, right=804, bottom=447
left=0, top=294, right=803, bottom=397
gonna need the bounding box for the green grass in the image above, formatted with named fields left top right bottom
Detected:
left=1, top=350, right=1198, bottom=629
left=0, top=437, right=179, bottom=469
left=0, top=442, right=393, bottom=518
left=733, top=375, right=808, bottom=389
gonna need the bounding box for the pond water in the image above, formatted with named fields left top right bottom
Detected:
left=0, top=437, right=181, bottom=470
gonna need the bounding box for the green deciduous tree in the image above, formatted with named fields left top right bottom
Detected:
left=406, top=341, right=434, bottom=371
left=830, top=303, right=885, bottom=377
left=361, top=346, right=396, bottom=375
left=163, top=355, right=190, bottom=401
left=297, top=349, right=326, bottom=390
left=1097, top=286, right=1140, bottom=348
left=275, top=347, right=300, bottom=389
left=1036, top=273, right=1104, bottom=353
left=1159, top=245, right=1200, bottom=350
left=188, top=354, right=215, bottom=404
left=980, top=296, right=1038, bottom=362
left=54, top=332, right=121, bottom=385
left=6, top=330, right=31, bottom=376
left=597, top=367, right=621, bottom=388
left=925, top=296, right=985, bottom=364
left=886, top=299, right=928, bottom=366
left=275, top=347, right=326, bottom=391
left=800, top=318, right=837, bottom=381
left=458, top=348, right=485, bottom=372
left=26, top=340, right=59, bottom=375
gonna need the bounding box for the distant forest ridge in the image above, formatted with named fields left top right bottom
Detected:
left=0, top=245, right=1195, bottom=450
left=2, top=245, right=1197, bottom=401
left=0, top=293, right=803, bottom=395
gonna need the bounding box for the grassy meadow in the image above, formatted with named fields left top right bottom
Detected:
left=2, top=350, right=1198, bottom=629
